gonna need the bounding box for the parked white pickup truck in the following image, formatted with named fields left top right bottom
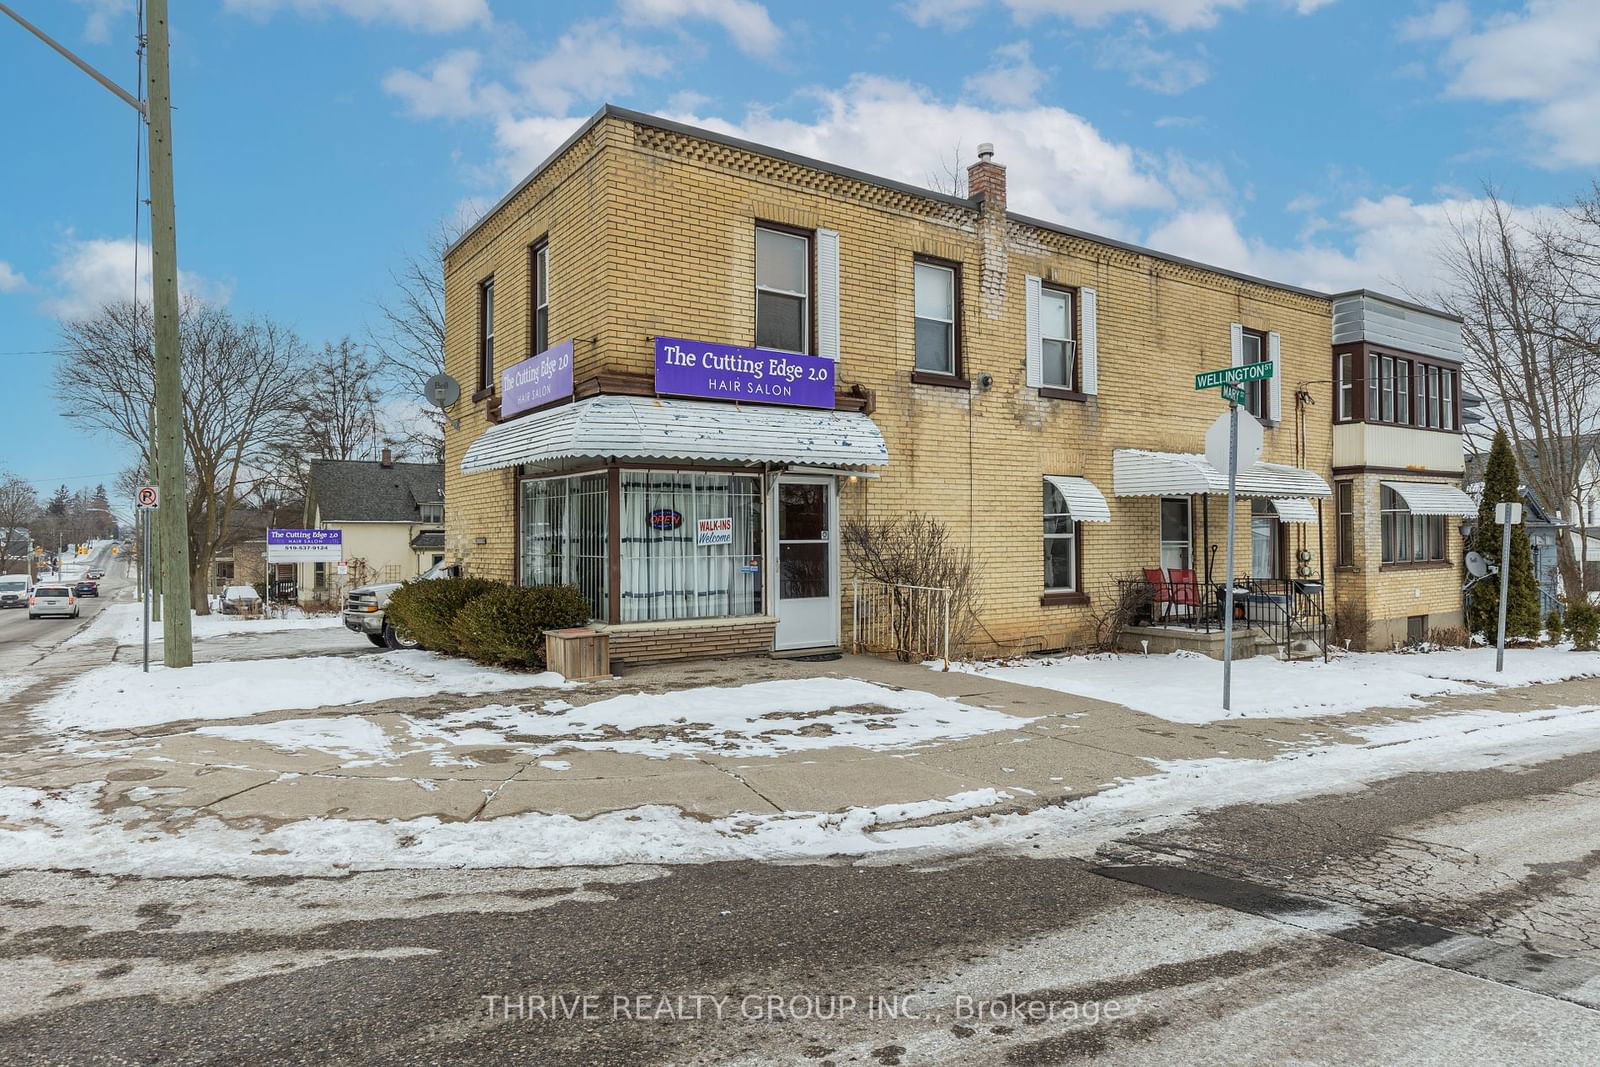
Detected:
left=342, top=560, right=459, bottom=648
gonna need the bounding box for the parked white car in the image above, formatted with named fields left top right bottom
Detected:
left=29, top=585, right=79, bottom=619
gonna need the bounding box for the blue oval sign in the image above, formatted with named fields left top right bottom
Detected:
left=648, top=509, right=682, bottom=531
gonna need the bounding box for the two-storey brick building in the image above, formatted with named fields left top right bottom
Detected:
left=441, top=105, right=1474, bottom=666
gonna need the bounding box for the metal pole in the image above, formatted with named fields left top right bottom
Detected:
left=1496, top=514, right=1512, bottom=673
left=1222, top=401, right=1240, bottom=710
left=0, top=2, right=147, bottom=115
left=142, top=509, right=151, bottom=673
left=146, top=0, right=193, bottom=667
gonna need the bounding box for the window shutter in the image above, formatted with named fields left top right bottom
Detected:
left=1230, top=322, right=1244, bottom=367
left=1080, top=287, right=1099, bottom=395
left=816, top=228, right=841, bottom=360
left=1024, top=274, right=1042, bottom=388
left=1267, top=330, right=1283, bottom=423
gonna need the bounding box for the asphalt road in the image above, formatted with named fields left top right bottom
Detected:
left=0, top=543, right=125, bottom=677
left=5, top=746, right=1600, bottom=1063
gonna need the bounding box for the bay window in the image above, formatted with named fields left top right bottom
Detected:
left=1380, top=485, right=1446, bottom=564
left=521, top=473, right=609, bottom=619
left=1336, top=352, right=1355, bottom=420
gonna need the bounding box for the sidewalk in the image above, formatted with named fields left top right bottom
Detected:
left=3, top=619, right=1600, bottom=875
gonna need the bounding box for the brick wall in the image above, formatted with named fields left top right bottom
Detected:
left=598, top=617, right=778, bottom=669
left=1333, top=472, right=1465, bottom=649
left=444, top=114, right=1339, bottom=656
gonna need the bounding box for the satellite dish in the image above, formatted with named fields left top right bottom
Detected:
left=1464, top=551, right=1489, bottom=579
left=424, top=373, right=460, bottom=409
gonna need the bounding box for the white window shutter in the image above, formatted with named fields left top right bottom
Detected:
left=1267, top=330, right=1283, bottom=422
left=1080, top=287, right=1099, bottom=395
left=1230, top=322, right=1244, bottom=367
left=816, top=228, right=841, bottom=360
left=1024, top=275, right=1042, bottom=388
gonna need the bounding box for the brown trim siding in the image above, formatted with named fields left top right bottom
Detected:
left=1333, top=340, right=1464, bottom=432
left=1331, top=464, right=1464, bottom=478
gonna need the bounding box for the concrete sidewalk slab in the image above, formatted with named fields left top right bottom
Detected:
left=104, top=763, right=281, bottom=811
left=207, top=773, right=493, bottom=822
left=906, top=732, right=1154, bottom=799
left=728, top=754, right=989, bottom=812
left=482, top=763, right=774, bottom=819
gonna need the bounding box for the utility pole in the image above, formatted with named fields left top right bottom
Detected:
left=145, top=0, right=192, bottom=666
left=1, top=0, right=192, bottom=666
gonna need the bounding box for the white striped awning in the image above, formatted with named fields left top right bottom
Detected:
left=461, top=394, right=890, bottom=474
left=1112, top=450, right=1331, bottom=499
left=1044, top=475, right=1112, bottom=523
left=1381, top=481, right=1477, bottom=516
left=1267, top=497, right=1318, bottom=524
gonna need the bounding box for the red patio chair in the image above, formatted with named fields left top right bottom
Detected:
left=1142, top=567, right=1173, bottom=623
left=1168, top=567, right=1200, bottom=619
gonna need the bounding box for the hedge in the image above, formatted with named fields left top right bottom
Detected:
left=451, top=584, right=592, bottom=669
left=384, top=576, right=499, bottom=654
left=1568, top=600, right=1599, bottom=652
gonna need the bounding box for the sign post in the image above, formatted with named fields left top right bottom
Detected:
left=1197, top=366, right=1270, bottom=712
left=136, top=485, right=159, bottom=673
left=1494, top=501, right=1523, bottom=673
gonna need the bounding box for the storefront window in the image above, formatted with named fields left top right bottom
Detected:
left=620, top=471, right=764, bottom=622
left=521, top=472, right=609, bottom=619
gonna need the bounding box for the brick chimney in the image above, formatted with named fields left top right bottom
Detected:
left=966, top=142, right=1005, bottom=213
left=380, top=446, right=393, bottom=468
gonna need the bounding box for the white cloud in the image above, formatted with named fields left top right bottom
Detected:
left=899, top=0, right=987, bottom=28
left=1097, top=24, right=1210, bottom=93
left=382, top=49, right=505, bottom=119
left=964, top=41, right=1048, bottom=106
left=1399, top=0, right=1469, bottom=41
left=222, top=0, right=490, bottom=32
left=618, top=0, right=782, bottom=55
left=69, top=0, right=132, bottom=44
left=0, top=261, right=26, bottom=293
left=907, top=0, right=1329, bottom=31
left=46, top=237, right=227, bottom=320
left=1424, top=0, right=1600, bottom=166
left=513, top=21, right=673, bottom=114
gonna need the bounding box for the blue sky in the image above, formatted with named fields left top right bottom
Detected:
left=2, top=0, right=1595, bottom=497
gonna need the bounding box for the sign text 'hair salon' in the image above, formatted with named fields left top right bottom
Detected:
left=655, top=338, right=835, bottom=410
left=501, top=339, right=575, bottom=418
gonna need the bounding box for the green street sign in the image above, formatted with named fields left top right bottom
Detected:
left=1195, top=362, right=1275, bottom=390
left=1220, top=383, right=1246, bottom=405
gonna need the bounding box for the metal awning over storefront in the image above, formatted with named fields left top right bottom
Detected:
left=1112, top=449, right=1331, bottom=499
left=461, top=394, right=890, bottom=474
left=1266, top=497, right=1318, bottom=524
left=1380, top=481, right=1477, bottom=516
left=1043, top=475, right=1112, bottom=523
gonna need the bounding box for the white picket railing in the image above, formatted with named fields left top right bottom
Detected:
left=851, top=580, right=950, bottom=667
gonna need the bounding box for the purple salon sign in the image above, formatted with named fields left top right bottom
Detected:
left=266, top=529, right=342, bottom=562
left=500, top=339, right=574, bottom=418
left=655, top=337, right=835, bottom=410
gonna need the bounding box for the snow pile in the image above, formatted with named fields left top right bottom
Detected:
left=952, top=647, right=1600, bottom=723
left=67, top=602, right=345, bottom=647
left=31, top=651, right=571, bottom=731
left=4, top=705, right=1599, bottom=876
left=407, top=678, right=1033, bottom=758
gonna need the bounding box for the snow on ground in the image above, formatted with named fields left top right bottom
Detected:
left=31, top=651, right=571, bottom=732
left=951, top=646, right=1600, bottom=724
left=185, top=679, right=1032, bottom=764
left=3, top=705, right=1598, bottom=877
left=67, top=602, right=343, bottom=647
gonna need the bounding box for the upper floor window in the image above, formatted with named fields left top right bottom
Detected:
left=1367, top=353, right=1414, bottom=425
left=478, top=276, right=495, bottom=391
left=530, top=242, right=549, bottom=354
left=1041, top=286, right=1076, bottom=389
left=1336, top=352, right=1356, bottom=420
left=755, top=226, right=809, bottom=353
left=914, top=260, right=958, bottom=375
left=1441, top=367, right=1456, bottom=430
left=419, top=503, right=444, bottom=525
left=1240, top=328, right=1270, bottom=421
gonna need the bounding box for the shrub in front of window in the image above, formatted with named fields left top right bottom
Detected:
left=1547, top=608, right=1565, bottom=645
left=385, top=576, right=499, bottom=654
left=451, top=584, right=591, bottom=669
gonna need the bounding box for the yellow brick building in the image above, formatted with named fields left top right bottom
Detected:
left=441, top=106, right=1474, bottom=665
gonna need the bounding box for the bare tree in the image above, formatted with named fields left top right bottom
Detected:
left=369, top=221, right=461, bottom=461
left=0, top=474, right=38, bottom=573
left=926, top=142, right=968, bottom=198
left=266, top=337, right=385, bottom=501
left=1434, top=188, right=1600, bottom=597
left=55, top=299, right=307, bottom=613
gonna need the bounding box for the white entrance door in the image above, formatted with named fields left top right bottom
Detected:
left=772, top=475, right=838, bottom=650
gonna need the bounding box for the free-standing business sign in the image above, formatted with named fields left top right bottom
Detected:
left=500, top=339, right=574, bottom=418
left=655, top=337, right=835, bottom=410
left=267, top=528, right=343, bottom=562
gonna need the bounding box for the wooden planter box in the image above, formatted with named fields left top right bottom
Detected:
left=544, top=627, right=610, bottom=681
